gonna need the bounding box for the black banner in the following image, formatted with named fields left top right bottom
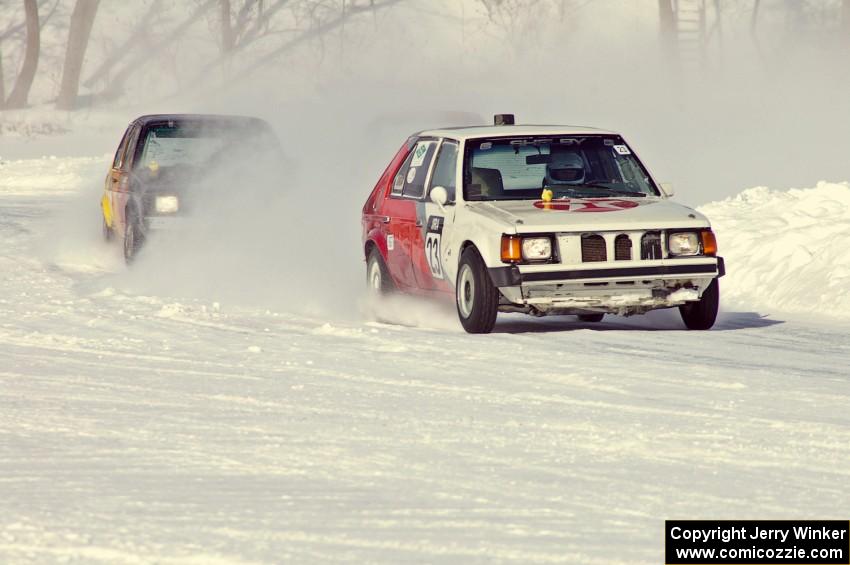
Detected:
left=666, top=520, right=850, bottom=564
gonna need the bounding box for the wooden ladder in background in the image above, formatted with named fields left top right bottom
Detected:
left=673, top=0, right=708, bottom=71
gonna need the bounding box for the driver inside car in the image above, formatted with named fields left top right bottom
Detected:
left=544, top=148, right=586, bottom=186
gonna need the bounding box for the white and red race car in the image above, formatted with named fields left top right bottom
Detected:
left=361, top=115, right=724, bottom=333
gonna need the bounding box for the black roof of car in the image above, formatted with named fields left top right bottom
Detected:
left=131, top=113, right=269, bottom=127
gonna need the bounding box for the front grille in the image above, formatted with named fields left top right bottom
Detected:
left=614, top=234, right=632, bottom=260
left=567, top=230, right=667, bottom=264
left=641, top=232, right=662, bottom=260
left=581, top=234, right=607, bottom=262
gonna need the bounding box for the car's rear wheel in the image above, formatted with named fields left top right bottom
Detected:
left=456, top=247, right=499, bottom=334
left=366, top=247, right=394, bottom=295
left=679, top=279, right=719, bottom=330
left=123, top=210, right=145, bottom=264
left=578, top=313, right=604, bottom=323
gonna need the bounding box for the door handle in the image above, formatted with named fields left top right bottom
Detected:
left=381, top=216, right=391, bottom=224
left=415, top=220, right=423, bottom=227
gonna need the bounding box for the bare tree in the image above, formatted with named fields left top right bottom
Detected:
left=477, top=0, right=581, bottom=57
left=89, top=0, right=217, bottom=101
left=843, top=0, right=850, bottom=35
left=232, top=0, right=265, bottom=46
left=0, top=45, right=5, bottom=109
left=221, top=0, right=235, bottom=54
left=5, top=0, right=40, bottom=109
left=57, top=0, right=100, bottom=110
left=219, top=0, right=402, bottom=88
left=82, top=0, right=161, bottom=91
left=658, top=0, right=676, bottom=58
left=751, top=0, right=761, bottom=33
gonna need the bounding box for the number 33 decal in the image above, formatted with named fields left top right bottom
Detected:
left=424, top=215, right=444, bottom=279
left=426, top=233, right=442, bottom=278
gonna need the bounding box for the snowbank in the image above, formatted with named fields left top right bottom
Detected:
left=699, top=182, right=850, bottom=319
left=0, top=155, right=107, bottom=196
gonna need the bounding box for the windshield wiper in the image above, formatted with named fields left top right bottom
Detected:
left=572, top=182, right=647, bottom=197
left=599, top=189, right=647, bottom=198
left=550, top=186, right=647, bottom=198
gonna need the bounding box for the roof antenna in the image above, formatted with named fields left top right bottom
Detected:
left=494, top=114, right=515, bottom=126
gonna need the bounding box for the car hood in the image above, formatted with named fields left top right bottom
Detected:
left=466, top=197, right=710, bottom=233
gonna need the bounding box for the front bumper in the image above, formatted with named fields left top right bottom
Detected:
left=145, top=215, right=190, bottom=231
left=489, top=256, right=724, bottom=314
left=490, top=257, right=724, bottom=286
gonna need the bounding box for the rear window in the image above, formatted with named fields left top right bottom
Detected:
left=392, top=140, right=438, bottom=199
left=138, top=125, right=230, bottom=169
left=136, top=120, right=279, bottom=170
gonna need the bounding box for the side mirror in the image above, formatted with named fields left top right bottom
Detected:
left=659, top=182, right=675, bottom=197
left=430, top=186, right=449, bottom=210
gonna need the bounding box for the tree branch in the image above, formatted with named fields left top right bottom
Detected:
left=225, top=0, right=403, bottom=85
left=83, top=0, right=162, bottom=87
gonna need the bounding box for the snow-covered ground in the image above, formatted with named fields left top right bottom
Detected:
left=1, top=156, right=849, bottom=564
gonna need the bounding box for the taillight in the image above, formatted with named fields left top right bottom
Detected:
left=501, top=235, right=522, bottom=263
left=701, top=230, right=718, bottom=256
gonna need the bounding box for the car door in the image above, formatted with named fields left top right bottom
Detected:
left=103, top=126, right=129, bottom=231
left=414, top=138, right=459, bottom=291
left=379, top=138, right=438, bottom=290
left=107, top=125, right=137, bottom=233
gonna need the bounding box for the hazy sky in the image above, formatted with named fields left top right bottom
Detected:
left=2, top=0, right=849, bottom=206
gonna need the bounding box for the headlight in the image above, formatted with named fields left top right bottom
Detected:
left=668, top=232, right=700, bottom=256
left=521, top=237, right=552, bottom=261
left=155, top=195, right=179, bottom=214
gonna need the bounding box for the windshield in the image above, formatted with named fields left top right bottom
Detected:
left=464, top=135, right=659, bottom=201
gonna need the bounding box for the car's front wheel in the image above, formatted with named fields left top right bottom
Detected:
left=366, top=247, right=394, bottom=295
left=123, top=210, right=145, bottom=264
left=456, top=247, right=499, bottom=334
left=679, top=279, right=719, bottom=330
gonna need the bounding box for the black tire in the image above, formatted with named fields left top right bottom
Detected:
left=679, top=279, right=719, bottom=330
left=577, top=313, right=604, bottom=323
left=456, top=247, right=499, bottom=334
left=366, top=247, right=394, bottom=295
left=123, top=209, right=145, bottom=264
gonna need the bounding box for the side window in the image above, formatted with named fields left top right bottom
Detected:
left=392, top=140, right=438, bottom=199
left=391, top=151, right=414, bottom=196
left=112, top=126, right=132, bottom=169
left=428, top=140, right=458, bottom=201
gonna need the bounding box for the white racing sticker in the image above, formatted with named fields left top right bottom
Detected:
left=406, top=167, right=417, bottom=184
left=410, top=143, right=429, bottom=167
left=613, top=144, right=631, bottom=155
left=387, top=234, right=394, bottom=251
